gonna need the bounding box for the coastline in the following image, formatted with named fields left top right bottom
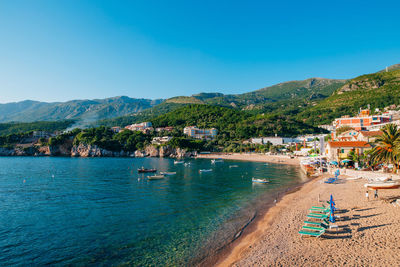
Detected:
left=197, top=153, right=300, bottom=166
left=212, top=167, right=400, bottom=266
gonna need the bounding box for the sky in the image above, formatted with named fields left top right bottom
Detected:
left=0, top=0, right=400, bottom=103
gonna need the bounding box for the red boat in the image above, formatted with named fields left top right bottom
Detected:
left=138, top=167, right=157, bottom=173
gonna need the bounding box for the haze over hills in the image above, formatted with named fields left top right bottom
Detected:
left=0, top=96, right=164, bottom=123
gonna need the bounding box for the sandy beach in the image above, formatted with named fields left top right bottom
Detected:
left=213, top=169, right=400, bottom=266
left=197, top=153, right=300, bottom=166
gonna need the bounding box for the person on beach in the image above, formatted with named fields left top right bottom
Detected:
left=365, top=190, right=369, bottom=201
left=374, top=189, right=378, bottom=199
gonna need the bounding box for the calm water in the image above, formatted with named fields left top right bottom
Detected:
left=0, top=157, right=305, bottom=266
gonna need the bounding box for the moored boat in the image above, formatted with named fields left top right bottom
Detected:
left=199, top=169, right=212, bottom=173
left=252, top=178, right=270, bottom=184
left=138, top=167, right=157, bottom=173
left=211, top=159, right=224, bottom=164
left=174, top=160, right=184, bottom=164
left=147, top=175, right=165, bottom=180
left=160, top=172, right=176, bottom=175
left=229, top=165, right=239, bottom=168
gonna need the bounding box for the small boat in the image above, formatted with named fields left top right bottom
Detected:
left=229, top=165, right=239, bottom=168
left=364, top=181, right=400, bottom=190
left=252, top=178, right=270, bottom=184
left=147, top=175, right=165, bottom=180
left=184, top=162, right=191, bottom=166
left=211, top=159, right=224, bottom=164
left=160, top=172, right=176, bottom=175
left=138, top=167, right=157, bottom=173
left=174, top=160, right=184, bottom=164
left=199, top=169, right=212, bottom=173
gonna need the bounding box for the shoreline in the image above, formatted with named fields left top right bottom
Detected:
left=195, top=154, right=309, bottom=266
left=213, top=168, right=400, bottom=266
left=210, top=174, right=322, bottom=267
left=197, top=153, right=300, bottom=166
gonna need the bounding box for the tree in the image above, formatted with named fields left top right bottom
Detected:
left=369, top=124, right=400, bottom=171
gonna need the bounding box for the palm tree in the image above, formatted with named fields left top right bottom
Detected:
left=369, top=124, right=400, bottom=172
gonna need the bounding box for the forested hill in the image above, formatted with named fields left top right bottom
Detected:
left=298, top=68, right=400, bottom=125
left=0, top=96, right=164, bottom=123
left=150, top=104, right=325, bottom=139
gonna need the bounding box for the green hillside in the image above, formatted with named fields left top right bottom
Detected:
left=298, top=68, right=400, bottom=125
left=151, top=104, right=325, bottom=139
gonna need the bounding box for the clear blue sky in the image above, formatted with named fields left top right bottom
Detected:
left=1, top=0, right=399, bottom=103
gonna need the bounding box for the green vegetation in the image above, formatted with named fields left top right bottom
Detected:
left=0, top=120, right=74, bottom=135
left=369, top=124, right=400, bottom=171
left=298, top=69, right=400, bottom=125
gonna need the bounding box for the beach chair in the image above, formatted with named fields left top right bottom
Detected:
left=304, top=219, right=329, bottom=228
left=302, top=225, right=325, bottom=231
left=307, top=213, right=329, bottom=219
left=310, top=207, right=330, bottom=213
left=299, top=229, right=325, bottom=237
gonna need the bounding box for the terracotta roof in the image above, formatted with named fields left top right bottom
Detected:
left=359, top=130, right=383, bottom=137
left=328, top=141, right=371, bottom=148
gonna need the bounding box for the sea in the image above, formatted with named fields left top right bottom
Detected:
left=0, top=157, right=305, bottom=266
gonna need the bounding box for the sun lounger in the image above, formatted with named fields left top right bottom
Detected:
left=307, top=214, right=329, bottom=219
left=310, top=208, right=330, bottom=213
left=302, top=225, right=325, bottom=231
left=299, top=229, right=325, bottom=237
left=304, top=221, right=329, bottom=229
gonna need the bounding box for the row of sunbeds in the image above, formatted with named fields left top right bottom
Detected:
left=299, top=201, right=335, bottom=238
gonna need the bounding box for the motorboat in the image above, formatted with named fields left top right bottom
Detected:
left=211, top=159, right=224, bottom=164
left=160, top=172, right=176, bottom=175
left=199, top=169, right=212, bottom=173
left=229, top=165, right=239, bottom=168
left=147, top=175, right=165, bottom=180
left=252, top=178, right=270, bottom=184
left=174, top=160, right=184, bottom=164
left=138, top=167, right=157, bottom=173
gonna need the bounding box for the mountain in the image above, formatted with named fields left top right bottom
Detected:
left=298, top=67, right=400, bottom=125
left=163, top=78, right=346, bottom=111
left=0, top=96, right=164, bottom=123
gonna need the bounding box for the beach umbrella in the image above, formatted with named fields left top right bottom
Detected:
left=329, top=194, right=336, bottom=223
left=342, top=159, right=352, bottom=163
left=330, top=161, right=338, bottom=165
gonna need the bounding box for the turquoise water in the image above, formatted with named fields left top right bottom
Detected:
left=0, top=157, right=304, bottom=266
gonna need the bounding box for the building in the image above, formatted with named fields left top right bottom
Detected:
left=326, top=141, right=371, bottom=161
left=337, top=129, right=359, bottom=141
left=155, top=126, right=174, bottom=132
left=333, top=108, right=392, bottom=131
left=355, top=130, right=383, bottom=143
left=32, top=131, right=53, bottom=139
left=183, top=126, right=217, bottom=139
left=111, top=126, right=122, bottom=133
left=152, top=136, right=173, bottom=145
left=125, top=122, right=153, bottom=132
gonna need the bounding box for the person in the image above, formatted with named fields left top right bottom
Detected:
left=374, top=189, right=378, bottom=199
left=365, top=190, right=369, bottom=201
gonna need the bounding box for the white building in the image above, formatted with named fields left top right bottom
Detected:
left=152, top=136, right=173, bottom=145
left=183, top=126, right=217, bottom=139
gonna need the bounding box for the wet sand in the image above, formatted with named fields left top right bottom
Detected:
left=215, top=173, right=400, bottom=266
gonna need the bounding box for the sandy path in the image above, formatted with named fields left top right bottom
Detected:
left=216, top=175, right=400, bottom=266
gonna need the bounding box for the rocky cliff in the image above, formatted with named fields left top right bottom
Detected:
left=0, top=143, right=196, bottom=158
